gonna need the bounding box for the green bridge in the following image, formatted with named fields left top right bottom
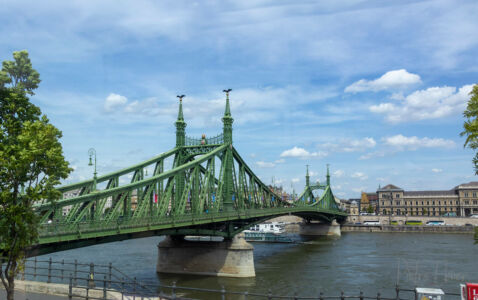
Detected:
left=31, top=90, right=346, bottom=276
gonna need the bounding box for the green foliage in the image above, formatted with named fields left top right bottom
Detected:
left=0, top=50, right=41, bottom=95
left=461, top=84, right=478, bottom=174
left=0, top=51, right=70, bottom=300
left=366, top=205, right=374, bottom=214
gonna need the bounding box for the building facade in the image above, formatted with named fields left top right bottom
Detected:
left=377, top=182, right=478, bottom=217
left=360, top=192, right=378, bottom=213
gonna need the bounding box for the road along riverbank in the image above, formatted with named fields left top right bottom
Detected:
left=342, top=224, right=475, bottom=233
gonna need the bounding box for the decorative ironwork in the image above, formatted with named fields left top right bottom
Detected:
left=29, top=91, right=346, bottom=255
left=185, top=133, right=224, bottom=146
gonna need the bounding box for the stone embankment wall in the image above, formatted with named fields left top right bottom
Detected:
left=348, top=215, right=478, bottom=226
left=269, top=215, right=476, bottom=234
left=342, top=224, right=474, bottom=233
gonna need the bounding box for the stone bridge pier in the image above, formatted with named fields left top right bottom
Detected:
left=156, top=233, right=255, bottom=277
left=299, top=219, right=341, bottom=237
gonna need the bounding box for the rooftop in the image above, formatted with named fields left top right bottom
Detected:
left=455, top=181, right=478, bottom=189
left=404, top=190, right=457, bottom=197
left=377, top=184, right=403, bottom=192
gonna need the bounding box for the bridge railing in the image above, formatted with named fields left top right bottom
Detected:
left=38, top=206, right=347, bottom=240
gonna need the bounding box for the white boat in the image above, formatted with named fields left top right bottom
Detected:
left=244, top=222, right=285, bottom=234
left=243, top=222, right=294, bottom=243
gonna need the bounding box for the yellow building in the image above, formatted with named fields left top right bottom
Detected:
left=377, top=182, right=478, bottom=217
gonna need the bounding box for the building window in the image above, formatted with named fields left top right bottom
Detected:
left=422, top=201, right=424, bottom=205
left=433, top=201, right=435, bottom=205
left=474, top=200, right=478, bottom=205
left=383, top=209, right=387, bottom=215
left=456, top=200, right=459, bottom=205
left=397, top=209, right=401, bottom=215
left=382, top=201, right=384, bottom=206
left=416, top=201, right=418, bottom=205
left=465, top=200, right=470, bottom=205
left=396, top=194, right=400, bottom=198
left=474, top=192, right=477, bottom=198
left=427, top=201, right=429, bottom=205
left=438, top=201, right=441, bottom=205
left=465, top=192, right=469, bottom=197
left=396, top=201, right=400, bottom=206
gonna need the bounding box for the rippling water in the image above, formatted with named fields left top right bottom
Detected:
left=40, top=232, right=478, bottom=299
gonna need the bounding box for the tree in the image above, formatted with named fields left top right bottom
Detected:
left=0, top=50, right=40, bottom=95
left=366, top=205, right=374, bottom=214
left=0, top=51, right=71, bottom=300
left=461, top=84, right=478, bottom=173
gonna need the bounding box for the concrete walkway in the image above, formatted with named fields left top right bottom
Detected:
left=0, top=289, right=71, bottom=299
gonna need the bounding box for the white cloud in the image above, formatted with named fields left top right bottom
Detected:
left=255, top=161, right=276, bottom=168
left=345, top=69, right=421, bottom=93
left=432, top=168, right=443, bottom=173
left=351, top=172, right=368, bottom=181
left=370, top=84, right=475, bottom=123
left=104, top=93, right=127, bottom=112
left=280, top=147, right=327, bottom=159
left=333, top=169, right=345, bottom=178
left=324, top=137, right=376, bottom=153
left=274, top=158, right=285, bottom=164
left=124, top=97, right=162, bottom=115
left=359, top=151, right=386, bottom=160
left=352, top=187, right=366, bottom=193
left=291, top=178, right=300, bottom=183
left=384, top=134, right=455, bottom=150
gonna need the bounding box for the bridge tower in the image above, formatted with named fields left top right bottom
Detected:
left=222, top=89, right=234, bottom=212
left=306, top=164, right=310, bottom=187
left=326, top=164, right=330, bottom=186
left=174, top=95, right=187, bottom=214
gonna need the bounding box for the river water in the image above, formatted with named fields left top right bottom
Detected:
left=39, top=232, right=478, bottom=299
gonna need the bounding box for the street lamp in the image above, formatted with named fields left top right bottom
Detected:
left=88, top=148, right=97, bottom=191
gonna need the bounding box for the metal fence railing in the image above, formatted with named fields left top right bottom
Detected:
left=3, top=257, right=464, bottom=299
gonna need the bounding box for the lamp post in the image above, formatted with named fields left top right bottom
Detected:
left=88, top=148, right=97, bottom=191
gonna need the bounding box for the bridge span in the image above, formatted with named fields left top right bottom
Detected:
left=31, top=90, right=347, bottom=277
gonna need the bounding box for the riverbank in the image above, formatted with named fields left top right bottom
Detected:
left=342, top=224, right=474, bottom=233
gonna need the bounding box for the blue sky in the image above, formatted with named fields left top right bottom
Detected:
left=2, top=0, right=477, bottom=198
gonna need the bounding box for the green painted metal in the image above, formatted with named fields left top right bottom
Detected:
left=31, top=91, right=347, bottom=254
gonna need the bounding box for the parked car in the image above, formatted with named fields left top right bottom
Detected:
left=470, top=215, right=478, bottom=218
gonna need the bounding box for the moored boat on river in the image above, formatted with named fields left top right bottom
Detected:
left=243, top=222, right=294, bottom=243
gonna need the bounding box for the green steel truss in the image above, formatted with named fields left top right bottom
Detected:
left=31, top=92, right=347, bottom=255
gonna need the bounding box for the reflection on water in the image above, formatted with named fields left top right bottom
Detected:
left=40, top=233, right=478, bottom=299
